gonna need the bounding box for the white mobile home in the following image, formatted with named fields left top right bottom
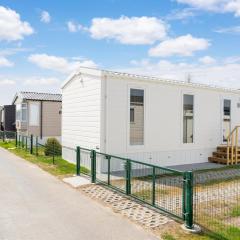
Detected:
left=62, top=67, right=240, bottom=170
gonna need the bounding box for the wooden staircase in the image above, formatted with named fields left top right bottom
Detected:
left=209, top=126, right=240, bottom=165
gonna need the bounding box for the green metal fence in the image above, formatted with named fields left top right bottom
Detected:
left=0, top=130, right=16, bottom=142
left=76, top=146, right=194, bottom=229
left=193, top=167, right=240, bottom=239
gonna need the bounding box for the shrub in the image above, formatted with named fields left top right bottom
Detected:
left=44, top=138, right=62, bottom=156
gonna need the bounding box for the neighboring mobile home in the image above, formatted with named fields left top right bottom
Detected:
left=62, top=67, right=240, bottom=171
left=0, top=105, right=16, bottom=132
left=12, top=92, right=62, bottom=141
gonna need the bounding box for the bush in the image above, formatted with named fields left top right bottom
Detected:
left=44, top=138, right=62, bottom=156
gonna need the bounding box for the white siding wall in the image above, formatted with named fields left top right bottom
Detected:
left=105, top=75, right=240, bottom=168
left=62, top=71, right=102, bottom=163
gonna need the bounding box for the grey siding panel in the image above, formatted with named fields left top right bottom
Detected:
left=42, top=101, right=62, bottom=137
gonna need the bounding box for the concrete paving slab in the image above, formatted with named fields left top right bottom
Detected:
left=63, top=175, right=91, bottom=188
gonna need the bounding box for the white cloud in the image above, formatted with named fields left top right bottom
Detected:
left=40, top=10, right=51, bottom=23
left=149, top=34, right=210, bottom=57
left=215, top=25, right=240, bottom=34
left=0, top=6, right=34, bottom=41
left=24, top=77, right=59, bottom=86
left=166, top=8, right=197, bottom=20
left=28, top=53, right=97, bottom=74
left=176, top=0, right=240, bottom=17
left=199, top=56, right=216, bottom=64
left=0, top=56, right=14, bottom=67
left=67, top=21, right=85, bottom=32
left=0, top=79, right=16, bottom=85
left=67, top=21, right=77, bottom=32
left=88, top=16, right=168, bottom=44
left=122, top=58, right=240, bottom=89
left=225, top=1, right=240, bottom=17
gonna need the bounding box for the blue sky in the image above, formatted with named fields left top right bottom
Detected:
left=1, top=0, right=240, bottom=104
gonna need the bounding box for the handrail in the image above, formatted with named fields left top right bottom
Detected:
left=227, top=125, right=240, bottom=165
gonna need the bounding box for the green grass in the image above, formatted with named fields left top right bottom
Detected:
left=0, top=140, right=89, bottom=177
left=162, top=233, right=176, bottom=240
left=230, top=205, right=240, bottom=217
left=133, top=188, right=170, bottom=201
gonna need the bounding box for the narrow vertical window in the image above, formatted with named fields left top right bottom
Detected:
left=183, top=94, right=194, bottom=143
left=29, top=102, right=40, bottom=126
left=223, top=99, right=231, bottom=142
left=130, top=89, right=144, bottom=145
left=21, top=103, right=27, bottom=122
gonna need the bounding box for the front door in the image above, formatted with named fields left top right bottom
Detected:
left=222, top=99, right=231, bottom=143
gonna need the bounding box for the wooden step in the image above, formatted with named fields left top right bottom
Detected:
left=212, top=151, right=240, bottom=158
left=208, top=157, right=228, bottom=164
left=208, top=156, right=240, bottom=164
left=216, top=146, right=240, bottom=153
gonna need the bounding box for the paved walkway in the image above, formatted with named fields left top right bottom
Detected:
left=0, top=147, right=158, bottom=240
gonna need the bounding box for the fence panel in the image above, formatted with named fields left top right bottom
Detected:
left=193, top=167, right=240, bottom=238
left=109, top=156, right=127, bottom=193
left=130, top=161, right=153, bottom=204
left=0, top=131, right=16, bottom=141
left=79, top=147, right=92, bottom=176
left=93, top=150, right=186, bottom=221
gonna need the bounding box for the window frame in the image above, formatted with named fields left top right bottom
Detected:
left=127, top=85, right=146, bottom=148
left=221, top=97, right=232, bottom=143
left=29, top=102, right=40, bottom=126
left=182, top=93, right=195, bottom=145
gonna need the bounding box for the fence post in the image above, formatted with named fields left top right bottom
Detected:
left=183, top=171, right=194, bottom=229
left=91, top=150, right=96, bottom=183
left=30, top=135, right=33, bottom=154
left=21, top=136, right=24, bottom=148
left=15, top=132, right=18, bottom=147
left=52, top=141, right=55, bottom=164
left=125, top=160, right=131, bottom=195
left=76, top=146, right=81, bottom=176
left=36, top=137, right=38, bottom=156
left=3, top=130, right=5, bottom=142
left=107, top=155, right=111, bottom=185
left=25, top=137, right=27, bottom=151
left=152, top=167, right=156, bottom=206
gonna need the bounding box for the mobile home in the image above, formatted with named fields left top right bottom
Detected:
left=62, top=67, right=240, bottom=171
left=13, top=92, right=62, bottom=142
left=0, top=105, right=16, bottom=132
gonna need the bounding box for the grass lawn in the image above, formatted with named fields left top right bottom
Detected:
left=0, top=140, right=89, bottom=177
left=231, top=205, right=240, bottom=217
left=161, top=223, right=240, bottom=240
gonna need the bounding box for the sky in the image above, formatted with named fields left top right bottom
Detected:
left=1, top=0, right=240, bottom=104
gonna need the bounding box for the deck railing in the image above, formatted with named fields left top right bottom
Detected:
left=227, top=125, right=240, bottom=165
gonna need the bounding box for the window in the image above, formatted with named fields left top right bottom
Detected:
left=130, top=89, right=144, bottom=145
left=183, top=94, right=194, bottom=143
left=223, top=99, right=231, bottom=142
left=16, top=104, right=21, bottom=121
left=21, top=103, right=27, bottom=121
left=29, top=102, right=40, bottom=126
left=224, top=99, right=231, bottom=116
left=16, top=103, right=28, bottom=121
